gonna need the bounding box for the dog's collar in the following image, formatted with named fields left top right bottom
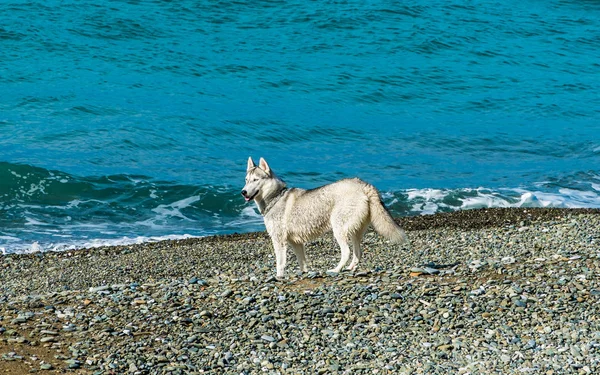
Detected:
left=262, top=188, right=288, bottom=216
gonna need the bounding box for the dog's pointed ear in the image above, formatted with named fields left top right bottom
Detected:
left=259, top=157, right=271, bottom=176
left=247, top=157, right=256, bottom=172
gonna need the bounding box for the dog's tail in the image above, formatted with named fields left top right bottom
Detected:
left=364, top=183, right=408, bottom=244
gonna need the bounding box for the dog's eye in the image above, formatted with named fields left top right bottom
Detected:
left=252, top=178, right=259, bottom=182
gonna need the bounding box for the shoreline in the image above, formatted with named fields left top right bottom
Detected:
left=2, top=207, right=599, bottom=297
left=3, top=206, right=599, bottom=256
left=1, top=207, right=600, bottom=374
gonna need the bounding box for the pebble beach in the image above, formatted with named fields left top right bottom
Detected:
left=1, top=208, right=600, bottom=374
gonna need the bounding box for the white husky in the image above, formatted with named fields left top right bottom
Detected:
left=242, top=157, right=408, bottom=278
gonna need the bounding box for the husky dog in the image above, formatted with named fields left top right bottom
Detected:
left=241, top=157, right=408, bottom=278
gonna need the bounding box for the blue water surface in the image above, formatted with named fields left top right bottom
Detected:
left=1, top=0, right=599, bottom=252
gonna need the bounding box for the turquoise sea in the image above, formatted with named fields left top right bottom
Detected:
left=1, top=0, right=599, bottom=253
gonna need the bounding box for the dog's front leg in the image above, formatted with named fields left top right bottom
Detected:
left=272, top=239, right=287, bottom=279
left=290, top=242, right=309, bottom=273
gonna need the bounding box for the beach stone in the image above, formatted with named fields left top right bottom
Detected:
left=410, top=266, right=440, bottom=275
left=89, top=285, right=110, bottom=293
left=0, top=209, right=599, bottom=374
left=242, top=296, right=255, bottom=304
left=65, top=359, right=81, bottom=369
left=40, top=330, right=58, bottom=336
left=514, top=299, right=527, bottom=308
left=11, top=316, right=28, bottom=324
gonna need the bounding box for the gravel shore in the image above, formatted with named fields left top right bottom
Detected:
left=1, top=208, right=599, bottom=374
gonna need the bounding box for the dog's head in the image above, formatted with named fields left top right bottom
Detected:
left=241, top=157, right=274, bottom=202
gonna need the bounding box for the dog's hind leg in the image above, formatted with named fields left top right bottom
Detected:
left=347, top=223, right=369, bottom=271
left=290, top=242, right=309, bottom=273
left=329, top=229, right=351, bottom=273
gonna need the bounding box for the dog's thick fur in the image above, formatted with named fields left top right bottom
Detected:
left=242, top=157, right=408, bottom=278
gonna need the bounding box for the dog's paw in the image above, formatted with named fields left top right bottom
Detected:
left=326, top=269, right=340, bottom=277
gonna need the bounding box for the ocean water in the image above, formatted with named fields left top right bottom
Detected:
left=1, top=0, right=599, bottom=254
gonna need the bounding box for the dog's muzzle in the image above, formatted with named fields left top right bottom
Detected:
left=241, top=190, right=256, bottom=202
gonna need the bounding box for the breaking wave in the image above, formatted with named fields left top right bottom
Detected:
left=2, top=163, right=599, bottom=254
